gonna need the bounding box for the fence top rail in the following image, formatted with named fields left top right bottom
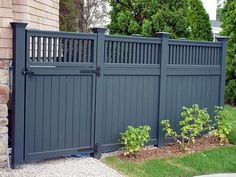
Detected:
left=26, top=29, right=97, bottom=40
left=169, top=39, right=222, bottom=48
left=105, top=34, right=162, bottom=44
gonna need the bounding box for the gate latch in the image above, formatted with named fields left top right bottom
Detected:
left=80, top=66, right=101, bottom=77
left=22, top=68, right=35, bottom=75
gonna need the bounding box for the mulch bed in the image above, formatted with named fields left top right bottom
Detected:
left=119, top=136, right=230, bottom=162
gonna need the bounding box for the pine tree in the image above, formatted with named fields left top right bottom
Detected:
left=108, top=0, right=190, bottom=38
left=59, top=0, right=79, bottom=32
left=188, top=0, right=213, bottom=41
left=221, top=0, right=236, bottom=104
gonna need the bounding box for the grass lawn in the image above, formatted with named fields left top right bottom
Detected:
left=103, top=105, right=236, bottom=177
left=225, top=105, right=236, bottom=144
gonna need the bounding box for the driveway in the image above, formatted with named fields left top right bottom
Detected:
left=0, top=157, right=124, bottom=177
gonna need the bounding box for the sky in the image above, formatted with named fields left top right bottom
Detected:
left=202, top=0, right=224, bottom=21
left=202, top=0, right=217, bottom=20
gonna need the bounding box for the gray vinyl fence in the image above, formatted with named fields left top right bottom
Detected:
left=10, top=22, right=228, bottom=167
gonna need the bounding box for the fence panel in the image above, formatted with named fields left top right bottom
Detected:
left=11, top=22, right=228, bottom=167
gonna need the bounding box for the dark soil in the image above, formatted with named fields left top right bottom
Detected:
left=119, top=136, right=230, bottom=162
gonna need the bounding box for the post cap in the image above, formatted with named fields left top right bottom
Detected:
left=10, top=22, right=28, bottom=28
left=132, top=34, right=143, bottom=37
left=155, top=32, right=170, bottom=38
left=216, top=36, right=229, bottom=42
left=91, top=27, right=107, bottom=33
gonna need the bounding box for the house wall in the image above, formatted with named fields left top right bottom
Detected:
left=0, top=0, right=59, bottom=167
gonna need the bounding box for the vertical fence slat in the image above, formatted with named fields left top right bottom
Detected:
left=125, top=43, right=128, bottom=63
left=112, top=41, right=116, bottom=63
left=37, top=37, right=41, bottom=62
left=53, top=38, right=57, bottom=62
left=58, top=39, right=62, bottom=62
left=73, top=39, right=77, bottom=62
left=32, top=36, right=35, bottom=62
left=116, top=42, right=120, bottom=63
left=104, top=41, right=108, bottom=63
left=87, top=40, right=91, bottom=63
left=129, top=43, right=132, bottom=63
left=68, top=39, right=72, bottom=62
left=43, top=37, right=46, bottom=62
left=108, top=41, right=112, bottom=63
left=48, top=37, right=52, bottom=62
left=63, top=39, right=68, bottom=62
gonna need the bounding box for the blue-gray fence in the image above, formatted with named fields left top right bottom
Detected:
left=10, top=22, right=228, bottom=167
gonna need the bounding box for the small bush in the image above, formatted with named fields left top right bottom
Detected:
left=161, top=104, right=212, bottom=151
left=120, top=125, right=151, bottom=156
left=213, top=106, right=232, bottom=143
left=180, top=104, right=212, bottom=144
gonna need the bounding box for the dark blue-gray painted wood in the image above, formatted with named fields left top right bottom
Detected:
left=91, top=27, right=106, bottom=158
left=11, top=25, right=228, bottom=166
left=11, top=22, right=28, bottom=168
left=155, top=32, right=170, bottom=147
left=216, top=36, right=229, bottom=106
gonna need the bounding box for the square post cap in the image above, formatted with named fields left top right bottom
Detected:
left=10, top=22, right=28, bottom=28
left=132, top=34, right=143, bottom=37
left=216, top=36, right=229, bottom=42
left=91, top=27, right=107, bottom=33
left=155, top=32, right=170, bottom=38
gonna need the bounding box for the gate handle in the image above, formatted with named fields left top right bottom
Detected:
left=80, top=66, right=101, bottom=77
left=22, top=69, right=35, bottom=75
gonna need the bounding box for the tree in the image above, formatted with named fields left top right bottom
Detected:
left=59, top=0, right=79, bottom=32
left=108, top=0, right=190, bottom=38
left=217, top=0, right=222, bottom=21
left=188, top=0, right=213, bottom=41
left=77, top=0, right=109, bottom=32
left=60, top=0, right=109, bottom=32
left=221, top=0, right=236, bottom=104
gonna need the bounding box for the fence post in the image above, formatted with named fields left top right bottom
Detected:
left=10, top=22, right=28, bottom=168
left=216, top=36, right=229, bottom=106
left=91, top=27, right=107, bottom=158
left=155, top=32, right=170, bottom=147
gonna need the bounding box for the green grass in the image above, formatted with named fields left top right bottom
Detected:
left=225, top=105, right=236, bottom=144
left=103, top=105, right=236, bottom=177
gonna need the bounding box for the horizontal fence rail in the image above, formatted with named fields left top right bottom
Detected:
left=11, top=22, right=228, bottom=167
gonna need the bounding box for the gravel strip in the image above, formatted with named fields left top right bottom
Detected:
left=0, top=157, right=124, bottom=177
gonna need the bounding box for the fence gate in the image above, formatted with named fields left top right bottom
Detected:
left=24, top=31, right=99, bottom=161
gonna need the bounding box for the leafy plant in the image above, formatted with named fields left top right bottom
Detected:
left=161, top=104, right=212, bottom=151
left=120, top=125, right=151, bottom=156
left=213, top=106, right=232, bottom=143
left=180, top=104, right=212, bottom=144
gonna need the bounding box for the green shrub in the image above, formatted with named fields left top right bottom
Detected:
left=180, top=104, right=212, bottom=144
left=120, top=125, right=151, bottom=156
left=213, top=106, right=232, bottom=143
left=161, top=104, right=212, bottom=151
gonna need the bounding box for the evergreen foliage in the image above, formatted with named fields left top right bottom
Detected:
left=108, top=0, right=189, bottom=38
left=108, top=0, right=213, bottom=40
left=221, top=0, right=236, bottom=104
left=188, top=0, right=213, bottom=41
